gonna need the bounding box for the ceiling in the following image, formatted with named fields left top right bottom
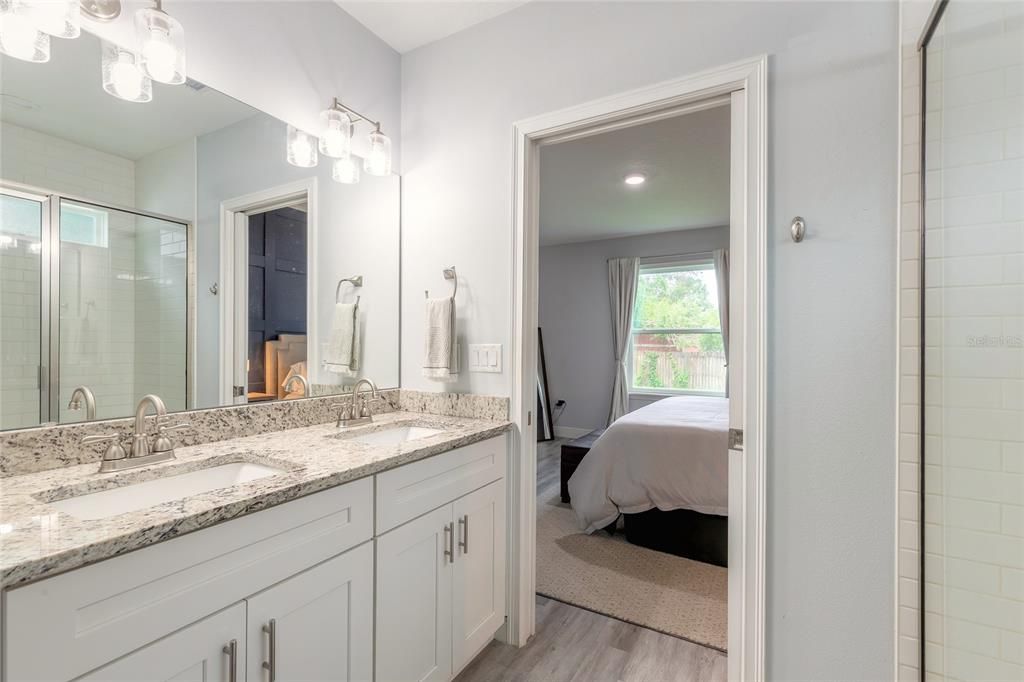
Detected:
left=539, top=105, right=731, bottom=246
left=0, top=32, right=256, bottom=160
left=336, top=1, right=528, bottom=53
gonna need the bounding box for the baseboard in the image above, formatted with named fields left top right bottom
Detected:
left=554, top=426, right=592, bottom=439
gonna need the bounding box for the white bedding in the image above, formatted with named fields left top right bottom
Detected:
left=567, top=396, right=729, bottom=533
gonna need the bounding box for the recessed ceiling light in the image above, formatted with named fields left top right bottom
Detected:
left=624, top=173, right=646, bottom=186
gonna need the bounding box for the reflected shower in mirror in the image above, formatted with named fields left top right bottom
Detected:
left=0, top=30, right=399, bottom=431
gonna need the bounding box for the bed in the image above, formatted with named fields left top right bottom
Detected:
left=566, top=395, right=729, bottom=565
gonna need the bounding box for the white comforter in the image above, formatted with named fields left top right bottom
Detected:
left=567, top=396, right=729, bottom=533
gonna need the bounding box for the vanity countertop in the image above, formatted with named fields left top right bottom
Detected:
left=0, top=411, right=511, bottom=589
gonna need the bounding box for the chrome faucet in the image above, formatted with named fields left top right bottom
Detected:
left=337, top=378, right=379, bottom=427
left=67, top=386, right=97, bottom=421
left=82, top=394, right=190, bottom=474
left=283, top=374, right=310, bottom=397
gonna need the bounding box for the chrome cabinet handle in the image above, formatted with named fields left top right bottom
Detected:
left=458, top=514, right=469, bottom=554
left=222, top=639, right=238, bottom=682
left=443, top=523, right=454, bottom=563
left=262, top=619, right=277, bottom=682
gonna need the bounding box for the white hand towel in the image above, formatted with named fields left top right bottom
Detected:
left=324, top=302, right=360, bottom=376
left=423, top=296, right=458, bottom=381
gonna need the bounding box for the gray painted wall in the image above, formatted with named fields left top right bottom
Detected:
left=400, top=2, right=898, bottom=677
left=539, top=227, right=729, bottom=433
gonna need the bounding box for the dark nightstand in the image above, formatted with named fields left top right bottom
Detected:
left=559, top=428, right=604, bottom=503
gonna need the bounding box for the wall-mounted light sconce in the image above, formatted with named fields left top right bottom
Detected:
left=135, top=0, right=185, bottom=84
left=101, top=39, right=152, bottom=102
left=1, top=1, right=187, bottom=104
left=286, top=125, right=319, bottom=168
left=287, top=96, right=392, bottom=182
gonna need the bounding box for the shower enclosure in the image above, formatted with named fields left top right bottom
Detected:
left=919, top=1, right=1024, bottom=679
left=0, top=186, right=191, bottom=429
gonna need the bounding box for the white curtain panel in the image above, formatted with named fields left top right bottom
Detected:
left=713, top=248, right=729, bottom=397
left=607, top=257, right=639, bottom=425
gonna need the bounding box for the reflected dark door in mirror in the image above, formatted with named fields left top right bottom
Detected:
left=247, top=208, right=308, bottom=395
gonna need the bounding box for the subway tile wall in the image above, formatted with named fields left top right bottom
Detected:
left=901, top=1, right=1024, bottom=680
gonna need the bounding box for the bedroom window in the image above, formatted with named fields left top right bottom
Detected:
left=629, top=258, right=726, bottom=396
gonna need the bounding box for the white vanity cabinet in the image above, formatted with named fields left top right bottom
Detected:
left=1, top=433, right=508, bottom=682
left=246, top=543, right=374, bottom=682
left=375, top=436, right=507, bottom=682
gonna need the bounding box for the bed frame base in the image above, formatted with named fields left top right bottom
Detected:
left=622, top=508, right=728, bottom=567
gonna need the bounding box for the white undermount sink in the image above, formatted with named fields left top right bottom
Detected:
left=350, top=425, right=444, bottom=446
left=49, top=462, right=284, bottom=521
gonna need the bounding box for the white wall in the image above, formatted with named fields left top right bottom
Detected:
left=400, top=2, right=899, bottom=678
left=539, top=227, right=728, bottom=432
left=135, top=138, right=196, bottom=224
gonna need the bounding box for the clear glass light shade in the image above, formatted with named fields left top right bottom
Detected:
left=364, top=129, right=392, bottom=176
left=0, top=1, right=50, bottom=62
left=101, top=41, right=153, bottom=103
left=319, top=108, right=353, bottom=158
left=135, top=7, right=186, bottom=85
left=30, top=0, right=80, bottom=38
left=286, top=125, right=318, bottom=168
left=332, top=155, right=361, bottom=184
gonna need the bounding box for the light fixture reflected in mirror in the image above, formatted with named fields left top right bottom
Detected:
left=365, top=126, right=391, bottom=177
left=320, top=104, right=353, bottom=158
left=101, top=40, right=152, bottom=103
left=286, top=125, right=318, bottom=167
left=332, top=155, right=361, bottom=184
left=0, top=0, right=50, bottom=63
left=135, top=0, right=185, bottom=84
left=31, top=0, right=80, bottom=39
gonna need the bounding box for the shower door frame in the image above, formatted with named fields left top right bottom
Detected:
left=0, top=179, right=196, bottom=423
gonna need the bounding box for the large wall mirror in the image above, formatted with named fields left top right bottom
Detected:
left=0, top=30, right=400, bottom=430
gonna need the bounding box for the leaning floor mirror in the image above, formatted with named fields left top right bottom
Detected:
left=0, top=30, right=400, bottom=431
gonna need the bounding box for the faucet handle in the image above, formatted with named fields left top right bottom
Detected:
left=83, top=433, right=128, bottom=470
left=82, top=433, right=119, bottom=445
left=152, top=422, right=190, bottom=454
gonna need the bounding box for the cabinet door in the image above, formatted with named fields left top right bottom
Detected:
left=78, top=604, right=246, bottom=682
left=452, top=479, right=507, bottom=675
left=246, top=543, right=373, bottom=682
left=376, top=504, right=453, bottom=682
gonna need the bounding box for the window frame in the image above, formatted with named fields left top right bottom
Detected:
left=627, top=255, right=726, bottom=398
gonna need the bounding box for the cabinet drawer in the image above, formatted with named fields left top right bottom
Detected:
left=376, top=434, right=507, bottom=533
left=4, top=477, right=372, bottom=682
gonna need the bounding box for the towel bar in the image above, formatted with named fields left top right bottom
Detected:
left=425, top=266, right=457, bottom=299
left=336, top=275, right=363, bottom=305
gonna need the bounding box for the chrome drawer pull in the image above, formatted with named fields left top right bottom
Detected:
left=458, top=514, right=469, bottom=554
left=444, top=522, right=454, bottom=563
left=262, top=618, right=277, bottom=682
left=222, top=639, right=238, bottom=682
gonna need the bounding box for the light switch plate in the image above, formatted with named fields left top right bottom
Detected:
left=468, top=343, right=502, bottom=373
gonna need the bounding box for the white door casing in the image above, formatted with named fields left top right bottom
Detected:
left=509, top=55, right=767, bottom=681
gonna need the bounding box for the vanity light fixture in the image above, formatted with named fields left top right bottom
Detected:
left=624, top=173, right=646, bottom=186
left=332, top=155, right=361, bottom=184
left=134, top=0, right=185, bottom=84
left=286, top=125, right=319, bottom=168
left=101, top=40, right=152, bottom=103
left=0, top=0, right=50, bottom=63
left=290, top=96, right=392, bottom=179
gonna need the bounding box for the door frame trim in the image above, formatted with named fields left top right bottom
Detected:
left=218, top=178, right=318, bottom=404
left=507, top=55, right=767, bottom=681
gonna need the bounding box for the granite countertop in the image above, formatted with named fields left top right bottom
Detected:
left=0, top=411, right=511, bottom=588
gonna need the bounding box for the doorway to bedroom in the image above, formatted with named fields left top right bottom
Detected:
left=533, top=102, right=731, bottom=657
left=503, top=56, right=767, bottom=682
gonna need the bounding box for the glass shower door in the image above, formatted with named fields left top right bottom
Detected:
left=921, top=1, right=1024, bottom=679
left=57, top=199, right=189, bottom=420
left=0, top=190, right=46, bottom=429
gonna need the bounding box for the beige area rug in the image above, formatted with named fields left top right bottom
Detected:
left=536, top=492, right=728, bottom=652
